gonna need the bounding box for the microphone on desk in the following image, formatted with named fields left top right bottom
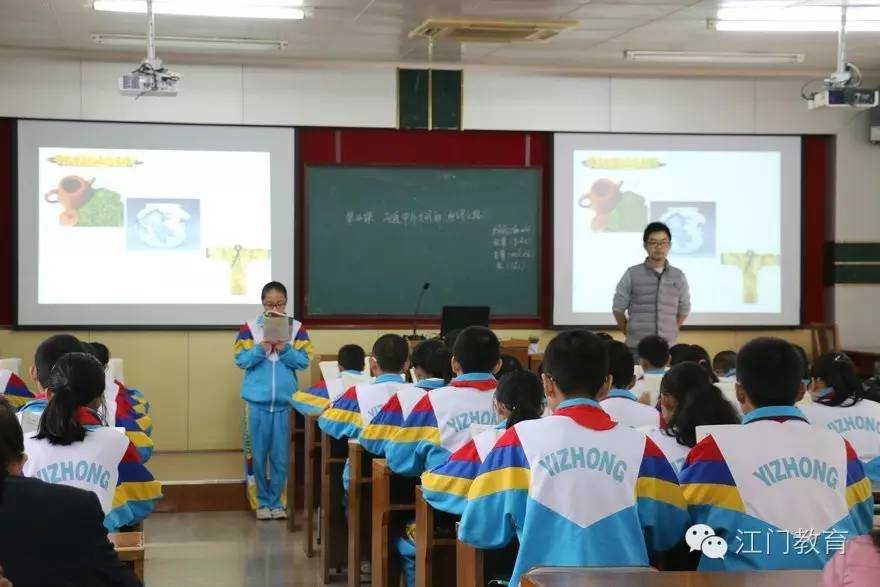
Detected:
left=409, top=282, right=431, bottom=340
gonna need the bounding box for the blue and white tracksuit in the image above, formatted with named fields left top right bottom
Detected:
left=234, top=314, right=314, bottom=511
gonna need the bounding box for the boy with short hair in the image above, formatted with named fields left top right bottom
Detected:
left=385, top=326, right=501, bottom=476
left=632, top=335, right=670, bottom=405
left=360, top=338, right=451, bottom=457
left=318, top=335, right=408, bottom=444
left=292, top=344, right=366, bottom=416
left=680, top=337, right=874, bottom=571
left=713, top=350, right=737, bottom=380
left=600, top=341, right=661, bottom=430
left=459, top=330, right=688, bottom=587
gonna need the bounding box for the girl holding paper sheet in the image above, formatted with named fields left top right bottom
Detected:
left=234, top=281, right=314, bottom=520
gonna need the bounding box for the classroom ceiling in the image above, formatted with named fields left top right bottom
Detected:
left=1, top=0, right=880, bottom=76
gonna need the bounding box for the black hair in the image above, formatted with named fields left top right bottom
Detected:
left=643, top=221, right=672, bottom=244
left=736, top=337, right=803, bottom=408
left=495, top=370, right=544, bottom=428
left=712, top=350, right=737, bottom=375
left=34, top=334, right=85, bottom=388
left=496, top=353, right=523, bottom=380
left=411, top=339, right=453, bottom=382
left=811, top=352, right=880, bottom=406
left=337, top=344, right=366, bottom=372
left=260, top=281, right=287, bottom=301
left=0, top=397, right=24, bottom=503
left=637, top=335, right=670, bottom=369
left=452, top=326, right=500, bottom=374
left=669, top=343, right=690, bottom=366
left=596, top=332, right=614, bottom=342
left=543, top=330, right=608, bottom=398
left=661, top=362, right=741, bottom=448
left=85, top=341, right=111, bottom=368
left=35, top=352, right=107, bottom=446
left=442, top=328, right=462, bottom=352
left=372, top=334, right=409, bottom=373
left=792, top=344, right=810, bottom=380
left=606, top=341, right=635, bottom=390
left=683, top=344, right=719, bottom=383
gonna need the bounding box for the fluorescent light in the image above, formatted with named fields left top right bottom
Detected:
left=93, top=1, right=305, bottom=20
left=714, top=5, right=880, bottom=32
left=92, top=33, right=288, bottom=51
left=624, top=50, right=805, bottom=64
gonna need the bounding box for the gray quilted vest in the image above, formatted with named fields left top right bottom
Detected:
left=624, top=263, right=687, bottom=348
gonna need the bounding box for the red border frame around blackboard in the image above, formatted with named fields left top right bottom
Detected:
left=296, top=128, right=552, bottom=329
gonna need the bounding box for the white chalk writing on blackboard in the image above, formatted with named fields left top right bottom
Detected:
left=491, top=224, right=535, bottom=272
left=344, top=209, right=485, bottom=226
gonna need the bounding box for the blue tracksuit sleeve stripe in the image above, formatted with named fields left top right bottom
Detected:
left=458, top=428, right=530, bottom=550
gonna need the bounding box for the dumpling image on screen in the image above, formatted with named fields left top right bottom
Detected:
left=650, top=201, right=716, bottom=257
left=127, top=198, right=201, bottom=251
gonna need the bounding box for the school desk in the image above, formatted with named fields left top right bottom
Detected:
left=519, top=568, right=821, bottom=587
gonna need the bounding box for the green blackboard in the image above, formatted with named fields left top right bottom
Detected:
left=306, top=166, right=541, bottom=316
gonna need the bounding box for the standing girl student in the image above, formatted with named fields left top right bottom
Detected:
left=801, top=352, right=880, bottom=482
left=22, top=352, right=161, bottom=531
left=648, top=362, right=741, bottom=476
left=234, top=281, right=314, bottom=520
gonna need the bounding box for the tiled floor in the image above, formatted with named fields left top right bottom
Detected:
left=145, top=511, right=325, bottom=587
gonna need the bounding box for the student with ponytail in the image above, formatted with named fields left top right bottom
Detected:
left=801, top=352, right=880, bottom=481
left=0, top=398, right=141, bottom=586
left=421, top=370, right=545, bottom=515
left=647, top=362, right=741, bottom=476
left=22, top=351, right=162, bottom=531
left=389, top=371, right=545, bottom=587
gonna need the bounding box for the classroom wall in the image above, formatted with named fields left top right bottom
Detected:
left=0, top=52, right=875, bottom=450
left=0, top=327, right=812, bottom=452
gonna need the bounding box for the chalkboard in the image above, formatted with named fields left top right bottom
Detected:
left=306, top=166, right=541, bottom=317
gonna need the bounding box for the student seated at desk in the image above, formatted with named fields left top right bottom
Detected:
left=19, top=335, right=88, bottom=434
left=0, top=368, right=34, bottom=410
left=22, top=352, right=162, bottom=532
left=713, top=350, right=737, bottom=380
left=632, top=335, right=670, bottom=405
left=801, top=352, right=880, bottom=482
left=84, top=342, right=154, bottom=464
left=387, top=370, right=546, bottom=587
left=601, top=341, right=661, bottom=430
left=292, top=343, right=366, bottom=416
left=459, top=330, right=689, bottom=587
left=386, top=326, right=501, bottom=477
left=360, top=338, right=451, bottom=457
left=647, top=362, right=740, bottom=476
left=88, top=342, right=151, bottom=427
left=680, top=337, right=874, bottom=571
left=319, top=334, right=409, bottom=488
left=422, top=369, right=545, bottom=515
left=0, top=398, right=141, bottom=587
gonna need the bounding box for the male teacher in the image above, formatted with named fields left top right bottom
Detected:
left=613, top=221, right=691, bottom=353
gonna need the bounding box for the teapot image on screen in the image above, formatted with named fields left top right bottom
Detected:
left=44, top=176, right=95, bottom=226
left=577, top=178, right=647, bottom=232
left=135, top=203, right=192, bottom=248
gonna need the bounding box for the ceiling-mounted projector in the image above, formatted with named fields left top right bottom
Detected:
left=119, top=60, right=179, bottom=97
left=808, top=86, right=879, bottom=110
left=804, top=8, right=877, bottom=111
left=118, top=0, right=180, bottom=98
